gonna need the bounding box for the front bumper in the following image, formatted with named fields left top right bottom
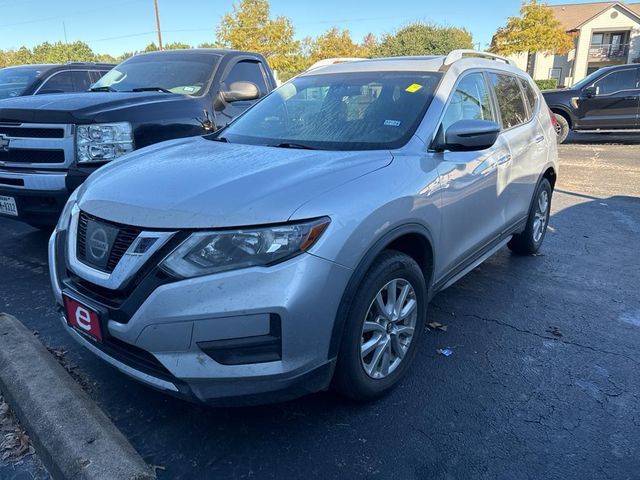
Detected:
left=0, top=169, right=89, bottom=226
left=49, top=228, right=353, bottom=404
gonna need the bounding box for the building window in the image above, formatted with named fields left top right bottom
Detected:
left=549, top=68, right=562, bottom=82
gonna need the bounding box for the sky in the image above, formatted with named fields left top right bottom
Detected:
left=0, top=0, right=592, bottom=57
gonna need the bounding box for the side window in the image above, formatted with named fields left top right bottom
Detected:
left=37, top=71, right=74, bottom=94
left=90, top=70, right=110, bottom=83
left=593, top=69, right=638, bottom=95
left=224, top=60, right=269, bottom=97
left=519, top=77, right=538, bottom=114
left=441, top=73, right=495, bottom=132
left=71, top=71, right=93, bottom=92
left=488, top=73, right=528, bottom=129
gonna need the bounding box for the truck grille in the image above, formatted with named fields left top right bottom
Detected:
left=0, top=123, right=73, bottom=168
left=77, top=212, right=142, bottom=273
left=0, top=149, right=65, bottom=164
left=0, top=126, right=65, bottom=138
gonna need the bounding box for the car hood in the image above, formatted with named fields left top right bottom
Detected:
left=0, top=91, right=191, bottom=123
left=78, top=136, right=393, bottom=229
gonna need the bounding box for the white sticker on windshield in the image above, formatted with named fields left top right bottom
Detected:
left=183, top=86, right=196, bottom=92
left=384, top=120, right=401, bottom=127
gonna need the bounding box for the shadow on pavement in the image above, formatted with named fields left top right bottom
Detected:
left=564, top=131, right=640, bottom=145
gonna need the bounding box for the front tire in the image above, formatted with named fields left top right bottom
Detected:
left=554, top=113, right=570, bottom=144
left=333, top=251, right=427, bottom=402
left=508, top=178, right=552, bottom=255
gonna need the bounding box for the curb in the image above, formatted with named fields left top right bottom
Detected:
left=0, top=313, right=155, bottom=480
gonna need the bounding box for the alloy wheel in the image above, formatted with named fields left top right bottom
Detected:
left=360, top=278, right=418, bottom=379
left=533, top=189, right=550, bottom=243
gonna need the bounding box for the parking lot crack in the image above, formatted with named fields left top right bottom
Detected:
left=465, top=314, right=639, bottom=366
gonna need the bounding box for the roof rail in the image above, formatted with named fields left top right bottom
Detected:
left=441, top=50, right=515, bottom=71
left=306, top=57, right=366, bottom=72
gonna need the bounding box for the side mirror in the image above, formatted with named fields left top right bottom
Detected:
left=435, top=120, right=501, bottom=152
left=220, top=81, right=260, bottom=102
left=584, top=86, right=596, bottom=98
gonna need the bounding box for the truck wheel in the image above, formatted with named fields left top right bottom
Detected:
left=333, top=251, right=427, bottom=402
left=554, top=113, right=569, bottom=144
left=508, top=178, right=552, bottom=255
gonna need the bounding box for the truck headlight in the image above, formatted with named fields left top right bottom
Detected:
left=76, top=122, right=134, bottom=164
left=161, top=218, right=330, bottom=278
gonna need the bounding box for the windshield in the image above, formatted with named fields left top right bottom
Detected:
left=0, top=67, right=42, bottom=99
left=92, top=53, right=219, bottom=95
left=217, top=71, right=442, bottom=151
left=572, top=68, right=612, bottom=90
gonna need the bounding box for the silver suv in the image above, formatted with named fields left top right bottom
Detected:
left=49, top=51, right=558, bottom=405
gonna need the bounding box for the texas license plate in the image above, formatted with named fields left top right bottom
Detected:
left=0, top=195, right=18, bottom=216
left=63, top=295, right=103, bottom=342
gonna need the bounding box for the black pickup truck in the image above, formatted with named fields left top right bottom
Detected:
left=0, top=49, right=275, bottom=228
left=543, top=63, right=640, bottom=143
left=0, top=62, right=114, bottom=100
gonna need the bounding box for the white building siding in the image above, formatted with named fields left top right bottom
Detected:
left=505, top=3, right=640, bottom=86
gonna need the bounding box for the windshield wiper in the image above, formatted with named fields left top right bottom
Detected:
left=210, top=135, right=229, bottom=143
left=269, top=142, right=316, bottom=150
left=130, top=87, right=172, bottom=93
left=89, top=86, right=118, bottom=92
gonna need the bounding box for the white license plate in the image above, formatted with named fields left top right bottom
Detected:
left=0, top=195, right=18, bottom=217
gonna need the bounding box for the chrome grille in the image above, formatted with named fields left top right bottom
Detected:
left=0, top=126, right=65, bottom=138
left=77, top=212, right=142, bottom=273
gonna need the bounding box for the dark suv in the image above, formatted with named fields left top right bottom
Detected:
left=543, top=63, right=640, bottom=143
left=0, top=63, right=114, bottom=100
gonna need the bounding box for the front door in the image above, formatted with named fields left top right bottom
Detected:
left=578, top=67, right=640, bottom=129
left=435, top=72, right=507, bottom=276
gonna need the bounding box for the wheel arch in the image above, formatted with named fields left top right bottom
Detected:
left=327, top=223, right=435, bottom=359
left=550, top=106, right=574, bottom=128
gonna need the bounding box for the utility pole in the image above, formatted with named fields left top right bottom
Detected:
left=153, top=0, right=163, bottom=50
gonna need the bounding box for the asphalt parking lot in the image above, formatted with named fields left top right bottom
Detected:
left=1, top=132, right=639, bottom=480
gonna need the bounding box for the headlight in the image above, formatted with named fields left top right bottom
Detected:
left=56, top=189, right=79, bottom=232
left=162, top=218, right=330, bottom=278
left=76, top=122, right=134, bottom=164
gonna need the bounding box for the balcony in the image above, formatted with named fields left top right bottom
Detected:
left=588, top=43, right=630, bottom=62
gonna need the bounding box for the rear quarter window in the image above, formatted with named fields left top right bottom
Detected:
left=518, top=77, right=538, bottom=114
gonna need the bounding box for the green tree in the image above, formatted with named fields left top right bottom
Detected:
left=307, top=27, right=365, bottom=65
left=490, top=0, right=574, bottom=56
left=374, top=22, right=473, bottom=57
left=31, top=41, right=97, bottom=63
left=164, top=42, right=192, bottom=50
left=215, top=0, right=301, bottom=73
left=361, top=33, right=377, bottom=58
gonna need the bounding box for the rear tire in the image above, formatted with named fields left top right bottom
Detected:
left=508, top=178, right=552, bottom=255
left=333, top=251, right=427, bottom=402
left=554, top=113, right=569, bottom=144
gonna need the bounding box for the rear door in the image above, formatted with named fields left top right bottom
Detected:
left=577, top=67, right=640, bottom=129
left=487, top=73, right=547, bottom=226
left=436, top=71, right=508, bottom=274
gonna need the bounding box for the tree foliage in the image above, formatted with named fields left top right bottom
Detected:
left=490, top=0, right=574, bottom=56
left=374, top=22, right=473, bottom=57
left=215, top=0, right=302, bottom=73
left=0, top=41, right=104, bottom=67
left=307, top=27, right=367, bottom=65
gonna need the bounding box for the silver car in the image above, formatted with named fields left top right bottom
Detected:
left=49, top=51, right=558, bottom=405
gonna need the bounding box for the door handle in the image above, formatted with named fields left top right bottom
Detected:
left=623, top=96, right=638, bottom=101
left=496, top=154, right=512, bottom=166
left=534, top=135, right=545, bottom=144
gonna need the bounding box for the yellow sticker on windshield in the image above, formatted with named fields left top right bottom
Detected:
left=405, top=83, right=424, bottom=93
